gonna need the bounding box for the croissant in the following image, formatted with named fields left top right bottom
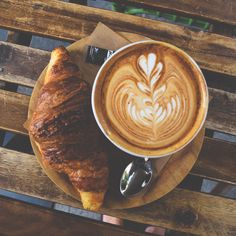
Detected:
left=29, top=46, right=109, bottom=210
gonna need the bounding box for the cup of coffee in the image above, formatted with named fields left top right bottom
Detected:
left=92, top=40, right=208, bottom=158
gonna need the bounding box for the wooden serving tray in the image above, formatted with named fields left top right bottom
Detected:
left=28, top=27, right=205, bottom=209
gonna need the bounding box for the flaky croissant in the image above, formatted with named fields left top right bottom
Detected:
left=29, top=46, right=109, bottom=210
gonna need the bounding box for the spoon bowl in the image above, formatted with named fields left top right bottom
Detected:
left=120, top=158, right=153, bottom=197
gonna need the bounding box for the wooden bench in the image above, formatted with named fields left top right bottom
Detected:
left=0, top=1, right=235, bottom=235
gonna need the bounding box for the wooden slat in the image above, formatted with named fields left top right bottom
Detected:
left=206, top=88, right=236, bottom=135
left=0, top=41, right=49, bottom=84
left=0, top=90, right=29, bottom=135
left=0, top=1, right=236, bottom=76
left=0, top=86, right=235, bottom=136
left=0, top=73, right=36, bottom=88
left=0, top=147, right=235, bottom=235
left=192, top=138, right=236, bottom=184
left=0, top=196, right=148, bottom=236
left=114, top=0, right=236, bottom=26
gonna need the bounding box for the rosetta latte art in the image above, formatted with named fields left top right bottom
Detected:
left=128, top=53, right=184, bottom=130
left=105, top=49, right=197, bottom=149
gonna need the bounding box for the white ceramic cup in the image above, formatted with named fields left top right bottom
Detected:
left=92, top=40, right=208, bottom=158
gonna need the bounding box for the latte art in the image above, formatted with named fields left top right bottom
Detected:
left=104, top=46, right=197, bottom=149
left=93, top=42, right=208, bottom=157
left=117, top=53, right=186, bottom=142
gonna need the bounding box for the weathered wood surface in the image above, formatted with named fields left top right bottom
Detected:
left=0, top=90, right=29, bottom=135
left=114, top=0, right=236, bottom=26
left=0, top=196, right=149, bottom=236
left=0, top=41, right=49, bottom=84
left=0, top=147, right=235, bottom=235
left=0, top=73, right=36, bottom=87
left=0, top=86, right=235, bottom=136
left=0, top=1, right=236, bottom=76
left=192, top=138, right=236, bottom=184
left=206, top=88, right=236, bottom=135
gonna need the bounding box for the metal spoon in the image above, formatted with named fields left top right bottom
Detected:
left=120, top=158, right=153, bottom=197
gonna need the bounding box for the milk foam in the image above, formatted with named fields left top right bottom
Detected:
left=103, top=45, right=199, bottom=149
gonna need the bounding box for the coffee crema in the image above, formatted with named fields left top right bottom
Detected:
left=93, top=42, right=208, bottom=157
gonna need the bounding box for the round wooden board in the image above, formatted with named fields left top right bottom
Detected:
left=28, top=32, right=205, bottom=209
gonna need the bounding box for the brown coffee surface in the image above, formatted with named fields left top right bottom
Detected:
left=95, top=42, right=207, bottom=156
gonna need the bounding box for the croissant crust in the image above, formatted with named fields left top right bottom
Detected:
left=29, top=46, right=109, bottom=194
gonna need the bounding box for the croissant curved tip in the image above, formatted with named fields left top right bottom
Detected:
left=50, top=46, right=69, bottom=62
left=44, top=46, right=78, bottom=85
left=79, top=191, right=105, bottom=211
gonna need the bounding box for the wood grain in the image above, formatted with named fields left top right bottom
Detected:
left=0, top=0, right=236, bottom=76
left=206, top=88, right=236, bottom=135
left=192, top=138, right=236, bottom=184
left=0, top=90, right=29, bottom=135
left=0, top=41, right=49, bottom=85
left=0, top=196, right=149, bottom=236
left=0, top=147, right=235, bottom=235
left=114, top=0, right=236, bottom=26
left=0, top=73, right=36, bottom=87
